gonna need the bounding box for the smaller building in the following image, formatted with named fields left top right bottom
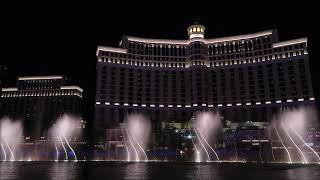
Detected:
left=0, top=75, right=83, bottom=142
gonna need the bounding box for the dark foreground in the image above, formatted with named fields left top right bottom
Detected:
left=1, top=161, right=320, bottom=180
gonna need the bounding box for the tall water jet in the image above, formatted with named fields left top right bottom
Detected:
left=125, top=114, right=151, bottom=161
left=49, top=114, right=82, bottom=161
left=192, top=111, right=221, bottom=161
left=278, top=107, right=320, bottom=163
left=0, top=117, right=23, bottom=161
left=272, top=121, right=292, bottom=163
left=121, top=128, right=130, bottom=162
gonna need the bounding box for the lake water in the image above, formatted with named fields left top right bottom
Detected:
left=1, top=161, right=320, bottom=180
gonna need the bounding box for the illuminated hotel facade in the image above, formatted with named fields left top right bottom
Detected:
left=0, top=75, right=83, bottom=141
left=95, top=24, right=314, bottom=136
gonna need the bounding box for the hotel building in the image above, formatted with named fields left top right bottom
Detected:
left=95, top=24, right=314, bottom=138
left=0, top=75, right=83, bottom=141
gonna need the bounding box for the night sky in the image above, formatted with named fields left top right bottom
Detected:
left=3, top=2, right=319, bottom=133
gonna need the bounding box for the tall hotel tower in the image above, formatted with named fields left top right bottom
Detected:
left=95, top=24, right=314, bottom=137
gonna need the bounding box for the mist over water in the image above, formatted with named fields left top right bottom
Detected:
left=125, top=114, right=151, bottom=161
left=192, top=111, right=222, bottom=162
left=0, top=117, right=23, bottom=161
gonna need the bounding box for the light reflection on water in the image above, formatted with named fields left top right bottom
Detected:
left=49, top=162, right=80, bottom=180
left=0, top=162, right=320, bottom=180
left=0, top=161, right=18, bottom=180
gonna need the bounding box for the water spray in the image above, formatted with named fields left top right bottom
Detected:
left=125, top=128, right=139, bottom=162
left=59, top=137, right=68, bottom=161
left=194, top=128, right=210, bottom=161
left=273, top=122, right=292, bottom=163
left=1, top=143, right=7, bottom=161
left=121, top=128, right=130, bottom=162
left=289, top=124, right=320, bottom=162
left=196, top=128, right=220, bottom=161
left=63, top=136, right=77, bottom=161
left=54, top=143, right=59, bottom=161
left=281, top=121, right=307, bottom=164
left=4, top=139, right=14, bottom=161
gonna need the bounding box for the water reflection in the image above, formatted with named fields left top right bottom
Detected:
left=49, top=162, right=80, bottom=180
left=0, top=162, right=18, bottom=179
left=123, top=163, right=148, bottom=179
left=285, top=166, right=320, bottom=180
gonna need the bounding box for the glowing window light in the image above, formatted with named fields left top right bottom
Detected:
left=227, top=104, right=232, bottom=107
left=309, top=97, right=315, bottom=101
left=114, top=103, right=120, bottom=106
left=150, top=104, right=155, bottom=107
left=236, top=103, right=241, bottom=106
left=246, top=102, right=251, bottom=106
left=218, top=104, right=223, bottom=107
left=185, top=105, right=191, bottom=107
left=202, top=104, right=207, bottom=107
left=124, top=103, right=129, bottom=106
left=298, top=98, right=304, bottom=102
left=177, top=105, right=182, bottom=107
left=193, top=104, right=198, bottom=107
left=105, top=102, right=110, bottom=105
left=286, top=99, right=293, bottom=103
left=96, top=102, right=101, bottom=105
left=265, top=101, right=271, bottom=104
left=208, top=104, right=214, bottom=107
left=133, top=104, right=138, bottom=107
left=168, top=105, right=173, bottom=107
left=256, top=102, right=261, bottom=105
left=276, top=100, right=282, bottom=103
left=141, top=104, right=146, bottom=107
left=159, top=105, right=164, bottom=107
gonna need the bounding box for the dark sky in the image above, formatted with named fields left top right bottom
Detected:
left=3, top=2, right=320, bottom=125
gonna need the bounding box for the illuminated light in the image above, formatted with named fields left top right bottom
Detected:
left=133, top=104, right=138, bottom=107
left=185, top=105, right=191, bottom=107
left=272, top=38, right=307, bottom=48
left=114, top=103, right=120, bottom=106
left=104, top=102, right=110, bottom=105
left=193, top=104, right=198, bottom=107
left=177, top=105, right=182, bottom=107
left=61, top=86, right=83, bottom=92
left=18, top=76, right=63, bottom=80
left=265, top=101, right=271, bottom=104
left=208, top=104, right=214, bottom=107
left=236, top=103, right=242, bottom=106
left=141, top=104, right=146, bottom=107
left=126, top=30, right=272, bottom=45
left=309, top=97, right=315, bottom=101
left=218, top=104, right=223, bottom=107
left=96, top=102, right=101, bottom=105
left=159, top=105, right=164, bottom=107
left=227, top=104, right=232, bottom=107
left=276, top=100, right=282, bottom=103
left=150, top=104, right=155, bottom=107
left=124, top=103, right=129, bottom=106
left=168, top=105, right=173, bottom=108
left=256, top=102, right=261, bottom=105
left=190, top=34, right=204, bottom=39
left=202, top=104, right=207, bottom=107
left=1, top=88, right=18, bottom=91
left=98, top=59, right=102, bottom=62
left=286, top=99, right=293, bottom=103
left=96, top=46, right=127, bottom=56
left=298, top=98, right=304, bottom=102
left=246, top=102, right=251, bottom=106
